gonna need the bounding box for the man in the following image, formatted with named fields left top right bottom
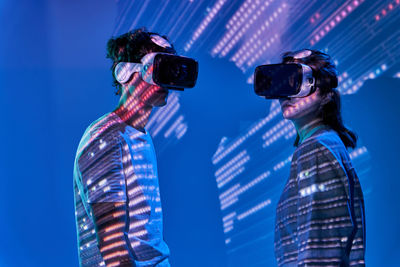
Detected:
left=73, top=28, right=197, bottom=267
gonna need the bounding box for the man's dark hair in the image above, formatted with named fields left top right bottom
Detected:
left=106, top=27, right=176, bottom=95
left=282, top=49, right=358, bottom=149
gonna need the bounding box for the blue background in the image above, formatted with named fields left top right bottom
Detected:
left=1, top=0, right=400, bottom=266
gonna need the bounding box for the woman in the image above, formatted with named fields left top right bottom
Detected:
left=274, top=49, right=366, bottom=267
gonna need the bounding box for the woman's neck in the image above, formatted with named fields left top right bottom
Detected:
left=293, top=117, right=324, bottom=143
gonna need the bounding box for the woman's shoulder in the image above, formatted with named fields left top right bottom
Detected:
left=295, top=129, right=347, bottom=160
left=300, top=128, right=345, bottom=148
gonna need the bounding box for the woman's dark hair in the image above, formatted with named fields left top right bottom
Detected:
left=106, top=27, right=176, bottom=95
left=282, top=49, right=358, bottom=148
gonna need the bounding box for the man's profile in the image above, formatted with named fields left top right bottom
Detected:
left=73, top=28, right=197, bottom=267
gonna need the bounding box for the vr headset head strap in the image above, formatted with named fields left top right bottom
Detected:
left=283, top=49, right=338, bottom=91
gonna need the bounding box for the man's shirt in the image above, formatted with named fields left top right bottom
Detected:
left=73, top=112, right=170, bottom=267
left=274, top=128, right=366, bottom=267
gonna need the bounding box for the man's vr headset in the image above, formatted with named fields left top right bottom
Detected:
left=114, top=52, right=198, bottom=90
left=254, top=50, right=338, bottom=99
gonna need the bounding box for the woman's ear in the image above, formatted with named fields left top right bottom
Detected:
left=321, top=91, right=334, bottom=105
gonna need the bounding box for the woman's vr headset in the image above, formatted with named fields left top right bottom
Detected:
left=114, top=52, right=199, bottom=90
left=254, top=63, right=316, bottom=98
left=254, top=50, right=338, bottom=99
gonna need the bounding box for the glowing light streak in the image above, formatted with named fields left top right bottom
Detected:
left=216, top=156, right=250, bottom=183
left=77, top=115, right=121, bottom=156
left=219, top=184, right=240, bottom=200
left=132, top=154, right=143, bottom=160
left=104, top=250, right=129, bottom=261
left=223, top=220, right=234, bottom=227
left=217, top=167, right=245, bottom=188
left=232, top=2, right=287, bottom=67
left=215, top=150, right=247, bottom=176
left=349, top=146, right=367, bottom=159
left=99, top=140, right=107, bottom=150
left=222, top=212, right=236, bottom=222
left=105, top=223, right=125, bottom=233
left=300, top=183, right=326, bottom=197
left=152, top=103, right=180, bottom=137
left=237, top=199, right=271, bottom=220
left=340, top=63, right=388, bottom=94
left=220, top=171, right=271, bottom=210
left=262, top=120, right=288, bottom=139
left=100, top=241, right=125, bottom=253
left=131, top=142, right=146, bottom=150
left=263, top=123, right=295, bottom=147
left=128, top=195, right=148, bottom=207
left=113, top=211, right=125, bottom=218
left=273, top=155, right=292, bottom=171
left=176, top=123, right=188, bottom=139
left=212, top=0, right=257, bottom=56
left=375, top=0, right=400, bottom=21
left=104, top=232, right=124, bottom=242
left=184, top=0, right=227, bottom=51
left=164, top=115, right=184, bottom=138
left=108, top=261, right=120, bottom=267
left=129, top=229, right=147, bottom=238
left=220, top=0, right=268, bottom=57
left=244, top=34, right=278, bottom=67
left=310, top=0, right=365, bottom=45
left=147, top=93, right=178, bottom=129
left=155, top=207, right=162, bottom=213
left=224, top=226, right=234, bottom=233
left=221, top=197, right=239, bottom=210
left=103, top=186, right=111, bottom=192
left=130, top=206, right=151, bottom=216
left=212, top=101, right=281, bottom=164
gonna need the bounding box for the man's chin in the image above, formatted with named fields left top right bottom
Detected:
left=153, top=99, right=167, bottom=107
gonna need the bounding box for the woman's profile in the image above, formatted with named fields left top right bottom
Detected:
left=273, top=49, right=366, bottom=267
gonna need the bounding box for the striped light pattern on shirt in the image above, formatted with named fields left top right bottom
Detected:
left=73, top=112, right=170, bottom=267
left=274, top=130, right=366, bottom=267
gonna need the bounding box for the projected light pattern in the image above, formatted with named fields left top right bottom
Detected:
left=113, top=0, right=210, bottom=154
left=374, top=0, right=400, bottom=21
left=212, top=100, right=282, bottom=165
left=220, top=0, right=277, bottom=58
left=111, top=0, right=400, bottom=266
left=146, top=92, right=189, bottom=150
left=232, top=5, right=287, bottom=69
left=212, top=106, right=370, bottom=266
left=74, top=112, right=169, bottom=266
left=184, top=0, right=228, bottom=52
left=309, top=0, right=365, bottom=46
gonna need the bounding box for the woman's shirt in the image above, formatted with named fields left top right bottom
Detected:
left=274, top=128, right=366, bottom=267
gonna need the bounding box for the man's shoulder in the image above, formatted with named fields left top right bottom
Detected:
left=76, top=112, right=127, bottom=160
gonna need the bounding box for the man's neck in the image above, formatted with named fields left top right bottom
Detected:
left=114, top=93, right=152, bottom=133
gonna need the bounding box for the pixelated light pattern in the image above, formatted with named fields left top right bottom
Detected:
left=73, top=112, right=170, bottom=266
left=184, top=0, right=228, bottom=52
left=213, top=103, right=370, bottom=266
left=110, top=0, right=399, bottom=266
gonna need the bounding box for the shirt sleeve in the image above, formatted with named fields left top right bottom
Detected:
left=78, top=134, right=127, bottom=204
left=296, top=141, right=353, bottom=266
